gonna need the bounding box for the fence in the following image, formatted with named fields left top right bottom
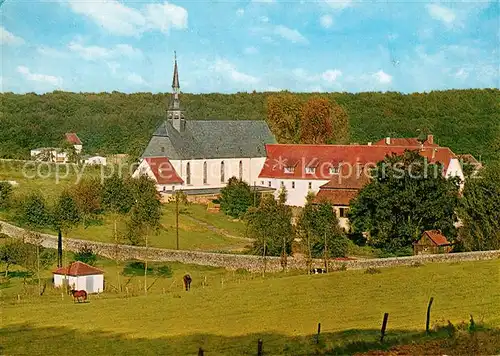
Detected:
left=1, top=220, right=499, bottom=273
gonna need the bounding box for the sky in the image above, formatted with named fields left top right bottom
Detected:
left=1, top=0, right=498, bottom=94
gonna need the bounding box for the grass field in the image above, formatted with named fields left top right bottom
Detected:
left=0, top=160, right=251, bottom=252
left=1, top=257, right=499, bottom=355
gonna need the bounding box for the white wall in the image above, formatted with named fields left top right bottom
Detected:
left=445, top=158, right=465, bottom=190
left=53, top=274, right=104, bottom=294
left=85, top=156, right=107, bottom=166
left=259, top=178, right=329, bottom=207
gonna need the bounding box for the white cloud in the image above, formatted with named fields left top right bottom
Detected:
left=17, top=66, right=63, bottom=87
left=260, top=16, right=269, bottom=23
left=244, top=46, right=259, bottom=55
left=322, top=69, right=342, bottom=82
left=68, top=41, right=142, bottom=61
left=274, top=25, right=308, bottom=44
left=262, top=36, right=275, bottom=44
left=320, top=14, right=333, bottom=29
left=144, top=2, right=188, bottom=33
left=37, top=46, right=69, bottom=58
left=127, top=73, right=148, bottom=85
left=454, top=68, right=469, bottom=79
left=426, top=4, right=456, bottom=26
left=252, top=0, right=275, bottom=3
left=236, top=8, right=244, bottom=16
left=107, top=61, right=121, bottom=74
left=66, top=0, right=188, bottom=36
left=213, top=59, right=259, bottom=84
left=1, top=26, right=25, bottom=46
left=372, top=70, right=392, bottom=84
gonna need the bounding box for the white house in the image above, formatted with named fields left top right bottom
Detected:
left=53, top=261, right=104, bottom=294
left=133, top=54, right=276, bottom=197
left=83, top=155, right=107, bottom=166
left=30, top=132, right=83, bottom=163
left=259, top=143, right=465, bottom=208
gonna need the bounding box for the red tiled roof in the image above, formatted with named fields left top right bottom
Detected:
left=315, top=189, right=359, bottom=206
left=422, top=230, right=451, bottom=246
left=259, top=144, right=455, bottom=180
left=53, top=261, right=104, bottom=276
left=319, top=167, right=371, bottom=189
left=144, top=157, right=184, bottom=184
left=65, top=133, right=82, bottom=145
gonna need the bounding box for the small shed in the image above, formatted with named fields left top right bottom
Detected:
left=53, top=261, right=104, bottom=294
left=413, top=230, right=452, bottom=255
left=83, top=155, right=107, bottom=166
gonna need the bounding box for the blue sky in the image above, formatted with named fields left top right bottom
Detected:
left=1, top=0, right=498, bottom=94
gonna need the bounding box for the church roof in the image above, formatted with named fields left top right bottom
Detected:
left=142, top=119, right=276, bottom=160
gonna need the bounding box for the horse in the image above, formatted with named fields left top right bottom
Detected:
left=183, top=274, right=192, bottom=291
left=70, top=289, right=88, bottom=303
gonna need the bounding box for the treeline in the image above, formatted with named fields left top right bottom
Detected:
left=1, top=89, right=499, bottom=162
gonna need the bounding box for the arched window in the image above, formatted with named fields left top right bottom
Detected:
left=239, top=160, right=243, bottom=180
left=186, top=162, right=191, bottom=185
left=220, top=161, right=225, bottom=183
left=203, top=161, right=207, bottom=184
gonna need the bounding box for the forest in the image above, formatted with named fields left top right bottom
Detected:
left=0, top=89, right=498, bottom=163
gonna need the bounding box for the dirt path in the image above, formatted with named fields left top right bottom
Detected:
left=181, top=214, right=253, bottom=242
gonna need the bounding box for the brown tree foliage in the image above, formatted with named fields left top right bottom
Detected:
left=300, top=97, right=349, bottom=144
left=265, top=92, right=302, bottom=143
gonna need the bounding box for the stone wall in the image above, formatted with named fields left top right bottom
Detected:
left=1, top=220, right=499, bottom=273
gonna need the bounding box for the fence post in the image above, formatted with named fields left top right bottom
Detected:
left=198, top=347, right=204, bottom=356
left=426, top=297, right=434, bottom=334
left=257, top=338, right=263, bottom=356
left=380, top=313, right=389, bottom=343
left=316, top=322, right=321, bottom=344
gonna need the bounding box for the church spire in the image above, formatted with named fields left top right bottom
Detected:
left=168, top=51, right=184, bottom=132
left=172, top=51, right=180, bottom=90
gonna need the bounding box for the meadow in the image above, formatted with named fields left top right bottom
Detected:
left=1, top=255, right=499, bottom=355
left=0, top=160, right=251, bottom=253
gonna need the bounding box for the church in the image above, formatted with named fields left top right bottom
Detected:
left=133, top=55, right=277, bottom=197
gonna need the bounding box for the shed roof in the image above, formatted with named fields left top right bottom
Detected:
left=144, top=157, right=184, bottom=184
left=65, top=133, right=82, bottom=145
left=142, top=120, right=276, bottom=160
left=416, top=230, right=451, bottom=246
left=53, top=261, right=104, bottom=276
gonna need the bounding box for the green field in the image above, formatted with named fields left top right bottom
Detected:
left=0, top=160, right=251, bottom=252
left=1, top=257, right=499, bottom=355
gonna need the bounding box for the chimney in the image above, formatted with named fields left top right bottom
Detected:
left=427, top=134, right=434, bottom=145
left=432, top=148, right=437, bottom=159
left=385, top=137, right=391, bottom=145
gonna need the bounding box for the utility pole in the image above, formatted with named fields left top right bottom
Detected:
left=253, top=182, right=257, bottom=206
left=176, top=191, right=179, bottom=250
left=324, top=230, right=328, bottom=272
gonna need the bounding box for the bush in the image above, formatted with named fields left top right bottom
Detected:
left=220, top=177, right=254, bottom=218
left=122, top=261, right=172, bottom=277
left=73, top=244, right=97, bottom=266
left=0, top=182, right=13, bottom=208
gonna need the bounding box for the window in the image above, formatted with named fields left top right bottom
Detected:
left=268, top=181, right=272, bottom=187
left=172, top=186, right=175, bottom=192
left=162, top=186, right=166, bottom=192
left=161, top=146, right=165, bottom=153
left=203, top=161, right=208, bottom=184
left=284, top=166, right=295, bottom=174
left=305, top=167, right=316, bottom=174
left=261, top=181, right=264, bottom=185
left=186, top=162, right=191, bottom=185
left=220, top=161, right=225, bottom=183
left=329, top=166, right=340, bottom=174
left=308, top=182, right=312, bottom=190
left=339, top=207, right=348, bottom=218
left=291, top=181, right=295, bottom=189
left=239, top=160, right=243, bottom=180
left=280, top=181, right=284, bottom=187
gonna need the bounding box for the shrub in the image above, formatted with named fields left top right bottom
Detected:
left=73, top=244, right=97, bottom=266
left=364, top=267, right=382, bottom=274
left=122, top=261, right=172, bottom=277
left=0, top=182, right=13, bottom=208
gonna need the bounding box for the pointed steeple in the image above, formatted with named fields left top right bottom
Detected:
left=172, top=51, right=180, bottom=90
left=167, top=51, right=185, bottom=132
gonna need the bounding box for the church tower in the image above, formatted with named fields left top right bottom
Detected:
left=167, top=52, right=185, bottom=132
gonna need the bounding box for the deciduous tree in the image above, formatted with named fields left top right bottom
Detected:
left=220, top=177, right=254, bottom=219
left=266, top=92, right=302, bottom=143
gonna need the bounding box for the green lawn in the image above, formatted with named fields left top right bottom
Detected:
left=0, top=160, right=251, bottom=252
left=1, top=258, right=499, bottom=355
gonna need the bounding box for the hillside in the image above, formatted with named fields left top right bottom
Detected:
left=1, top=89, right=498, bottom=162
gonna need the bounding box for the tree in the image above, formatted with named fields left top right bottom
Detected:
left=0, top=181, right=13, bottom=208
left=52, top=190, right=81, bottom=267
left=70, top=178, right=103, bottom=227
left=458, top=163, right=500, bottom=251
left=247, top=192, right=294, bottom=258
left=220, top=177, right=254, bottom=218
left=349, top=150, right=460, bottom=253
left=21, top=193, right=50, bottom=228
left=300, top=97, right=333, bottom=144
left=0, top=238, right=23, bottom=277
left=73, top=244, right=98, bottom=266
left=296, top=199, right=349, bottom=265
left=266, top=92, right=302, bottom=143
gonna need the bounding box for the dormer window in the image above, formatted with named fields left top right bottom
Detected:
left=305, top=167, right=316, bottom=174
left=329, top=166, right=340, bottom=174
left=284, top=166, right=295, bottom=174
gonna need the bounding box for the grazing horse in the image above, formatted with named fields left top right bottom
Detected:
left=70, top=289, right=88, bottom=303
left=183, top=274, right=192, bottom=291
